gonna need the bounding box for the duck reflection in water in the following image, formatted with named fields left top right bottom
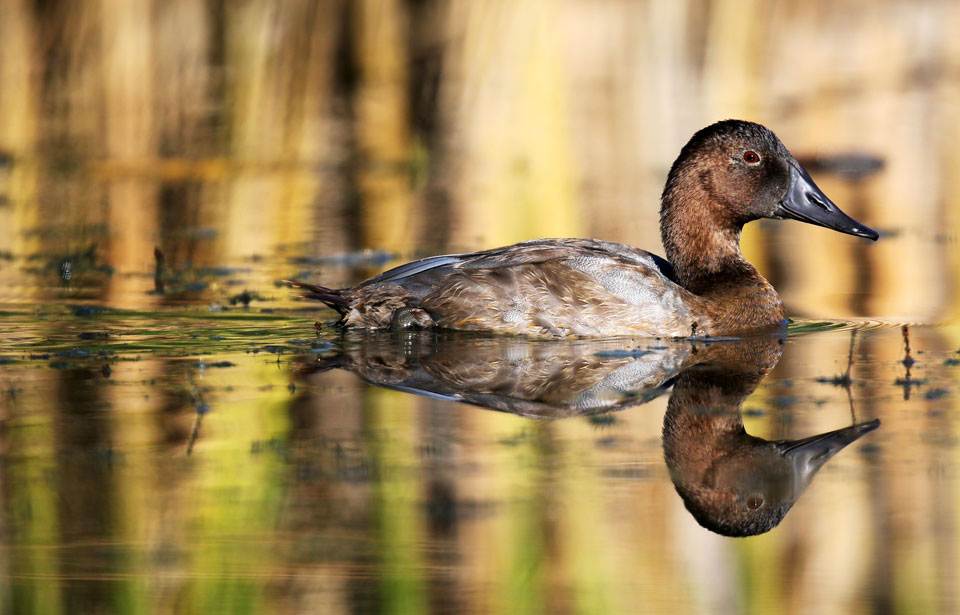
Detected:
left=303, top=331, right=878, bottom=536
left=660, top=336, right=878, bottom=536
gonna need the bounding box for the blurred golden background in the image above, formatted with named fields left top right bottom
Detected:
left=2, top=0, right=959, bottom=319
left=2, top=2, right=960, bottom=615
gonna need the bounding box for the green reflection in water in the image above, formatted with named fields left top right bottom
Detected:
left=500, top=424, right=548, bottom=615
left=9, top=420, right=62, bottom=615
left=181, top=379, right=291, bottom=613
left=367, top=387, right=427, bottom=615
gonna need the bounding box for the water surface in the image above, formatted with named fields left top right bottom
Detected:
left=2, top=283, right=958, bottom=614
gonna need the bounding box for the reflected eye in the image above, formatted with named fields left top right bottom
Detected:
left=747, top=496, right=763, bottom=510
left=743, top=151, right=760, bottom=164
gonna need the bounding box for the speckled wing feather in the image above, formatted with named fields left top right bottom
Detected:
left=455, top=238, right=676, bottom=278
left=342, top=238, right=711, bottom=337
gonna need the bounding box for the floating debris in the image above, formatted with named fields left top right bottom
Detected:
left=72, top=305, right=106, bottom=317
left=197, top=361, right=236, bottom=369
left=899, top=326, right=918, bottom=400
left=229, top=290, right=264, bottom=307
left=57, top=348, right=91, bottom=358
left=255, top=345, right=291, bottom=355
left=78, top=332, right=110, bottom=340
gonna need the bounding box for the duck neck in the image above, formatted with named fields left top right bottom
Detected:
left=663, top=342, right=781, bottom=466
left=660, top=190, right=752, bottom=293
left=659, top=171, right=785, bottom=330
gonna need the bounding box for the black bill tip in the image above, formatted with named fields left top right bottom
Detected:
left=775, top=163, right=879, bottom=241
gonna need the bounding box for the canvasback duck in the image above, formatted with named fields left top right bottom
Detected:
left=660, top=337, right=879, bottom=536
left=289, top=120, right=878, bottom=337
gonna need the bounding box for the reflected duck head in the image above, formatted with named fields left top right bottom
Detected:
left=661, top=120, right=878, bottom=288
left=662, top=336, right=879, bottom=537
left=668, top=416, right=879, bottom=537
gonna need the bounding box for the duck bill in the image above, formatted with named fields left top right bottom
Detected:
left=774, top=163, right=879, bottom=240
left=775, top=418, right=880, bottom=496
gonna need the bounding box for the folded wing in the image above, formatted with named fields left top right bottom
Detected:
left=345, top=239, right=708, bottom=337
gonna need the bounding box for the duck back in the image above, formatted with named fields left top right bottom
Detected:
left=309, top=239, right=710, bottom=337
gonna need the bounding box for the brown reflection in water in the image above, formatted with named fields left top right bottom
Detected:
left=417, top=398, right=495, bottom=615
left=6, top=319, right=960, bottom=612
left=153, top=361, right=201, bottom=448
left=301, top=331, right=878, bottom=537
left=274, top=367, right=373, bottom=613
left=52, top=367, right=116, bottom=613
left=861, top=326, right=958, bottom=614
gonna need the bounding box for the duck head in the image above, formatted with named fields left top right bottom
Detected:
left=664, top=120, right=879, bottom=239
left=661, top=120, right=878, bottom=288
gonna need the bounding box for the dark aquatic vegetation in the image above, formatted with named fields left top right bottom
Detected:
left=77, top=331, right=110, bottom=340
left=197, top=361, right=236, bottom=369
left=72, top=305, right=107, bottom=317
left=56, top=348, right=92, bottom=358
left=228, top=289, right=264, bottom=307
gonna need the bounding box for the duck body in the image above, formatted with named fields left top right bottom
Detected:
left=294, top=238, right=775, bottom=337
left=290, top=120, right=878, bottom=338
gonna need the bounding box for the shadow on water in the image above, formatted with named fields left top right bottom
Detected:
left=299, top=330, right=879, bottom=537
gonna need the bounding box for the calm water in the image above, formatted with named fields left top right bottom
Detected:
left=1, top=264, right=958, bottom=614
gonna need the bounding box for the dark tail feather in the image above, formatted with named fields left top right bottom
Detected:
left=284, top=280, right=349, bottom=314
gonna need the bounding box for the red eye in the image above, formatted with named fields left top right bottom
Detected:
left=747, top=496, right=763, bottom=510
left=743, top=151, right=760, bottom=163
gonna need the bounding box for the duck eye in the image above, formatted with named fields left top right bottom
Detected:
left=747, top=496, right=763, bottom=510
left=743, top=151, right=760, bottom=164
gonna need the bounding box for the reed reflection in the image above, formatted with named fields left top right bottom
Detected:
left=304, top=331, right=879, bottom=537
